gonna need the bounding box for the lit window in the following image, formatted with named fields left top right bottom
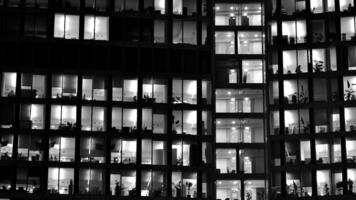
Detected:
left=51, top=74, right=78, bottom=99
left=79, top=168, right=104, bottom=194
left=81, top=106, right=106, bottom=132
left=141, top=139, right=167, bottom=165
left=19, top=104, right=45, bottom=129
left=0, top=134, right=13, bottom=160
left=1, top=72, right=17, bottom=97
left=111, top=139, right=137, bottom=164
left=242, top=60, right=264, bottom=83
left=50, top=105, right=77, bottom=130
left=340, top=0, right=354, bottom=11
left=21, top=73, right=46, bottom=98
left=216, top=180, right=241, bottom=200
left=238, top=31, right=263, bottom=54
left=49, top=136, right=75, bottom=162
left=215, top=31, right=235, bottom=54
left=80, top=136, right=105, bottom=163
left=84, top=16, right=109, bottom=41
left=216, top=149, right=236, bottom=173
left=82, top=76, right=107, bottom=101
left=54, top=14, right=79, bottom=39
left=17, top=135, right=43, bottom=161
left=110, top=171, right=136, bottom=196
left=173, top=0, right=196, bottom=16
left=172, top=172, right=197, bottom=198
left=48, top=168, right=74, bottom=194
left=341, top=17, right=356, bottom=41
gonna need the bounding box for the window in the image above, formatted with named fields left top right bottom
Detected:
left=21, top=73, right=46, bottom=98
left=24, top=14, right=47, bottom=38
left=54, top=0, right=80, bottom=9
left=0, top=166, right=12, bottom=191
left=142, top=139, right=167, bottom=165
left=0, top=134, right=13, bottom=160
left=346, top=107, right=356, bottom=132
left=17, top=135, right=43, bottom=161
left=202, top=80, right=212, bottom=104
left=111, top=139, right=136, bottom=164
left=82, top=76, right=106, bottom=101
left=310, top=0, right=324, bottom=13
left=54, top=14, right=79, bottom=39
left=341, top=17, right=356, bottom=41
left=316, top=170, right=332, bottom=196
left=340, top=0, right=354, bottom=11
left=229, top=69, right=238, bottom=83
left=80, top=136, right=105, bottom=163
left=49, top=137, right=75, bottom=162
left=81, top=106, right=106, bottom=132
left=172, top=172, right=197, bottom=198
left=215, top=31, right=235, bottom=54
left=1, top=72, right=17, bottom=97
left=216, top=180, right=241, bottom=200
left=173, top=20, right=197, bottom=45
left=0, top=102, right=15, bottom=128
left=141, top=170, right=166, bottom=197
left=48, top=168, right=74, bottom=194
left=216, top=149, right=236, bottom=174
left=242, top=60, right=264, bottom=83
left=142, top=78, right=167, bottom=103
left=344, top=76, right=356, bottom=101
left=239, top=149, right=265, bottom=173
left=123, top=79, right=138, bottom=102
left=79, top=168, right=104, bottom=194
left=173, top=0, right=197, bottom=16
left=216, top=119, right=264, bottom=143
left=202, top=110, right=212, bottom=135
left=25, top=0, right=48, bottom=8
left=115, top=0, right=139, bottom=12
left=16, top=167, right=41, bottom=193
left=284, top=109, right=310, bottom=134
left=300, top=140, right=311, bottom=164
left=215, top=89, right=264, bottom=113
left=281, top=0, right=306, bottom=15
left=50, top=105, right=77, bottom=130
left=243, top=180, right=265, bottom=199
left=154, top=20, right=165, bottom=43
left=172, top=140, right=198, bottom=166
left=215, top=3, right=263, bottom=26
left=270, top=111, right=280, bottom=135
left=51, top=74, right=78, bottom=99
left=172, top=110, right=197, bottom=135
left=283, top=79, right=309, bottom=104
left=282, top=20, right=307, bottom=44
left=283, top=50, right=309, bottom=74
left=84, top=16, right=109, bottom=41
left=269, top=81, right=279, bottom=105
left=237, top=31, right=263, bottom=54
left=19, top=104, right=45, bottom=129
left=85, top=0, right=108, bottom=11
left=347, top=169, right=356, bottom=193
left=142, top=108, right=167, bottom=134
left=110, top=171, right=136, bottom=196
left=143, top=0, right=166, bottom=14
left=172, top=79, right=197, bottom=104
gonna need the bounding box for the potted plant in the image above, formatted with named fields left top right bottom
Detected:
left=344, top=80, right=355, bottom=101
left=185, top=181, right=193, bottom=198
left=173, top=181, right=182, bottom=197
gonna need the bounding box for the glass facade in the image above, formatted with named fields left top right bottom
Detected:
left=2, top=0, right=356, bottom=200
